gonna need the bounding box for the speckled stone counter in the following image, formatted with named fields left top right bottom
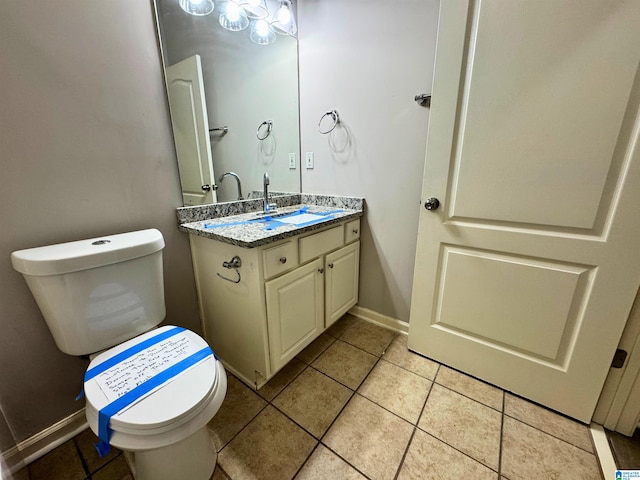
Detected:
left=177, top=194, right=364, bottom=248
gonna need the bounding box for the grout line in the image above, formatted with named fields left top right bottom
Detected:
left=498, top=391, right=505, bottom=478
left=216, top=463, right=233, bottom=479
left=502, top=391, right=597, bottom=454
left=392, top=376, right=436, bottom=480
left=89, top=454, right=125, bottom=479
left=377, top=356, right=438, bottom=382
left=215, top=376, right=271, bottom=454
left=290, top=442, right=321, bottom=480
left=410, top=363, right=503, bottom=475
left=295, top=334, right=337, bottom=366
left=304, top=353, right=387, bottom=479
left=225, top=317, right=503, bottom=478
left=501, top=410, right=595, bottom=455
left=351, top=391, right=416, bottom=427
left=71, top=436, right=92, bottom=478
left=431, top=380, right=503, bottom=412
left=316, top=356, right=382, bottom=443
left=420, top=429, right=501, bottom=476
left=318, top=443, right=374, bottom=479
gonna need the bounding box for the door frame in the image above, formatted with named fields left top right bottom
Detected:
left=594, top=286, right=640, bottom=435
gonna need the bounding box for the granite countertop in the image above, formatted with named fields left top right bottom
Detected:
left=177, top=194, right=364, bottom=248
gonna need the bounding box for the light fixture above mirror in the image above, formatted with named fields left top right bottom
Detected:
left=179, top=0, right=215, bottom=16
left=219, top=1, right=249, bottom=31
left=271, top=0, right=296, bottom=36
left=179, top=0, right=296, bottom=46
left=250, top=19, right=276, bottom=45
left=239, top=0, right=269, bottom=19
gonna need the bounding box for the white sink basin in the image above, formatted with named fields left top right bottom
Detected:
left=274, top=213, right=328, bottom=225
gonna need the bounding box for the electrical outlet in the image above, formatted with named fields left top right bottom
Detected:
left=305, top=152, right=314, bottom=169
left=288, top=153, right=296, bottom=169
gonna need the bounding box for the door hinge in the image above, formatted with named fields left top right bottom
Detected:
left=611, top=349, right=628, bottom=369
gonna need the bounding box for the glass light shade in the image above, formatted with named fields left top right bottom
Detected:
left=219, top=1, right=249, bottom=31
left=271, top=0, right=296, bottom=36
left=250, top=19, right=276, bottom=45
left=179, top=0, right=215, bottom=16
left=239, top=0, right=269, bottom=19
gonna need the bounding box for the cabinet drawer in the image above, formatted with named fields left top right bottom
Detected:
left=299, top=226, right=344, bottom=264
left=263, top=241, right=298, bottom=279
left=345, top=219, right=361, bottom=243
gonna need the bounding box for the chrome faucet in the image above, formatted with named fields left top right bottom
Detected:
left=263, top=172, right=277, bottom=214
left=218, top=172, right=243, bottom=200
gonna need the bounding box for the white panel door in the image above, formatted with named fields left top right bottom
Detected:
left=166, top=55, right=216, bottom=206
left=408, top=0, right=640, bottom=422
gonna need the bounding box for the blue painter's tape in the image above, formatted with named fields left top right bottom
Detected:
left=95, top=345, right=213, bottom=456
left=85, top=327, right=185, bottom=382
left=203, top=208, right=346, bottom=230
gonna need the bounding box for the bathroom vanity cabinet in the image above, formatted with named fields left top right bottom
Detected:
left=188, top=218, right=361, bottom=389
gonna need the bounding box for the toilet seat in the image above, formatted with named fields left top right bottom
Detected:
left=83, top=326, right=225, bottom=451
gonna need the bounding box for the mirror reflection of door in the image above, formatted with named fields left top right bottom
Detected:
left=166, top=54, right=217, bottom=206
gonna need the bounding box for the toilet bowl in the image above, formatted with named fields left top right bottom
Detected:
left=11, top=229, right=227, bottom=480
left=83, top=326, right=227, bottom=480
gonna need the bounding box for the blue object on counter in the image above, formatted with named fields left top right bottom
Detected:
left=202, top=207, right=345, bottom=230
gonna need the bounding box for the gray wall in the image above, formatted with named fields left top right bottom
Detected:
left=0, top=1, right=200, bottom=442
left=0, top=0, right=441, bottom=447
left=298, top=0, right=440, bottom=322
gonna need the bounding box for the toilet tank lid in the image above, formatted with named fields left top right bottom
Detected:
left=11, top=229, right=165, bottom=276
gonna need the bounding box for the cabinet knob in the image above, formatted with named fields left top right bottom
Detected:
left=279, top=257, right=287, bottom=264
left=318, top=268, right=324, bottom=274
left=328, top=263, right=334, bottom=269
left=352, top=229, right=358, bottom=234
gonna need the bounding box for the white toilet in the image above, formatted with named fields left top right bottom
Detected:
left=11, top=229, right=226, bottom=480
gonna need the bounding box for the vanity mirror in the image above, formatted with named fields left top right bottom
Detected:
left=154, top=0, right=301, bottom=205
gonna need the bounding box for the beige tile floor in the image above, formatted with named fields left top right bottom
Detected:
left=25, top=314, right=604, bottom=480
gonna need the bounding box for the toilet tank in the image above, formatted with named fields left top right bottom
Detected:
left=11, top=229, right=166, bottom=356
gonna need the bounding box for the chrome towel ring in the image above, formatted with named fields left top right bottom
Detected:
left=318, top=110, right=339, bottom=134
left=217, top=255, right=242, bottom=284
left=257, top=120, right=273, bottom=140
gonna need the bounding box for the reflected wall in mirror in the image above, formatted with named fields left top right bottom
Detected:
left=155, top=0, right=301, bottom=205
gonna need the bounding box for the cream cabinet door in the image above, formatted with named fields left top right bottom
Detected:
left=408, top=0, right=640, bottom=422
left=265, top=258, right=324, bottom=373
left=325, top=242, right=360, bottom=328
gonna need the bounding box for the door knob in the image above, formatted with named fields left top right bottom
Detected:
left=202, top=184, right=211, bottom=192
left=424, top=197, right=440, bottom=211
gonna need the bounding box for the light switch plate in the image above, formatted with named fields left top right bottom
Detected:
left=288, top=153, right=296, bottom=169
left=305, top=152, right=314, bottom=169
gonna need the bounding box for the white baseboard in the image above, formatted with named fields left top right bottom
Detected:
left=2, top=409, right=88, bottom=470
left=590, top=423, right=617, bottom=478
left=348, top=305, right=409, bottom=335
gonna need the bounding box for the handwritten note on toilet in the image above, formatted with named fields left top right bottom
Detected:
left=94, top=333, right=200, bottom=404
